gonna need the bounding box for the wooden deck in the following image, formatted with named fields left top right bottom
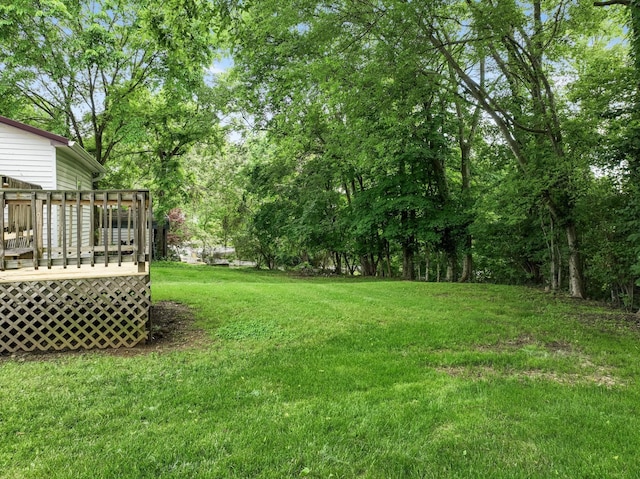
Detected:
left=1, top=189, right=152, bottom=353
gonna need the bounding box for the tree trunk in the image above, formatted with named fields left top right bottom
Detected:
left=334, top=251, right=342, bottom=274
left=361, top=253, right=379, bottom=276
left=446, top=254, right=456, bottom=282
left=566, top=222, right=585, bottom=298
left=442, top=228, right=457, bottom=282
left=545, top=214, right=560, bottom=291
left=425, top=250, right=430, bottom=282
left=386, top=243, right=392, bottom=278
left=371, top=253, right=380, bottom=277
left=344, top=253, right=356, bottom=275
left=550, top=244, right=557, bottom=291
left=402, top=241, right=415, bottom=280
left=360, top=255, right=371, bottom=276
left=549, top=217, right=556, bottom=290
left=556, top=243, right=562, bottom=291
left=459, top=234, right=473, bottom=283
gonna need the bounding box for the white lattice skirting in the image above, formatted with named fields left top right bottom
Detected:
left=1, top=275, right=150, bottom=353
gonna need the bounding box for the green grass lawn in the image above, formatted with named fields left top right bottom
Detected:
left=2, top=263, right=640, bottom=478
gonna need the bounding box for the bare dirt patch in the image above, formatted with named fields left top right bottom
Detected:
left=436, top=364, right=623, bottom=387
left=437, top=333, right=624, bottom=387
left=0, top=301, right=209, bottom=362
left=575, top=311, right=640, bottom=332
left=475, top=336, right=574, bottom=356
left=109, top=300, right=211, bottom=356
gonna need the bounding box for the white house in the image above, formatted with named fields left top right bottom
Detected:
left=0, top=116, right=106, bottom=251
left=0, top=115, right=104, bottom=190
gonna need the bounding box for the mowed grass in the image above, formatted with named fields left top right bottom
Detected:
left=2, top=263, right=640, bottom=478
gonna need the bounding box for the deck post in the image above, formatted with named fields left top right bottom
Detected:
left=36, top=198, right=43, bottom=260
left=117, top=192, right=122, bottom=267
left=61, top=192, right=67, bottom=268
left=103, top=192, right=108, bottom=266
left=30, top=192, right=38, bottom=269
left=0, top=191, right=4, bottom=271
left=147, top=193, right=153, bottom=267
left=46, top=192, right=52, bottom=269
left=89, top=192, right=95, bottom=267
left=132, top=192, right=138, bottom=267
left=137, top=191, right=145, bottom=273
left=76, top=192, right=81, bottom=268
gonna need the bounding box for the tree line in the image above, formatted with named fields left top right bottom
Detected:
left=1, top=0, right=639, bottom=306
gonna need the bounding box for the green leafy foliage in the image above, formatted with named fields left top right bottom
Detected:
left=0, top=0, right=221, bottom=219
left=222, top=0, right=473, bottom=277
left=2, top=0, right=640, bottom=302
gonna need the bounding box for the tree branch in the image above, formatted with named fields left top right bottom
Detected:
left=593, top=0, right=630, bottom=6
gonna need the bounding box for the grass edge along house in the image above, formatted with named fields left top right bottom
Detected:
left=0, top=116, right=152, bottom=354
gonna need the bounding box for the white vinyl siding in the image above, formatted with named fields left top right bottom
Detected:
left=1, top=120, right=104, bottom=254
left=56, top=151, right=94, bottom=247
left=0, top=123, right=56, bottom=189
left=56, top=149, right=94, bottom=190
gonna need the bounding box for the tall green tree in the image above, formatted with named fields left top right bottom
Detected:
left=594, top=0, right=640, bottom=305
left=420, top=0, right=609, bottom=297
left=219, top=0, right=630, bottom=298
left=111, top=85, right=223, bottom=219
left=224, top=0, right=465, bottom=277
left=0, top=0, right=217, bottom=166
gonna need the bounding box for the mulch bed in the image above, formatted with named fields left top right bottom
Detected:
left=0, top=301, right=208, bottom=362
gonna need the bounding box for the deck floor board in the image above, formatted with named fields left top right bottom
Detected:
left=0, top=262, right=146, bottom=283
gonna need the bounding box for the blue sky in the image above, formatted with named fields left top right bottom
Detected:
left=208, top=56, right=234, bottom=75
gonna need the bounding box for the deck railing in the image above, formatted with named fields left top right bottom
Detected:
left=0, top=189, right=152, bottom=272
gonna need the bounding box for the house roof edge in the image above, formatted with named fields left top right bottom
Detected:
left=0, top=115, right=106, bottom=178
left=0, top=115, right=70, bottom=144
